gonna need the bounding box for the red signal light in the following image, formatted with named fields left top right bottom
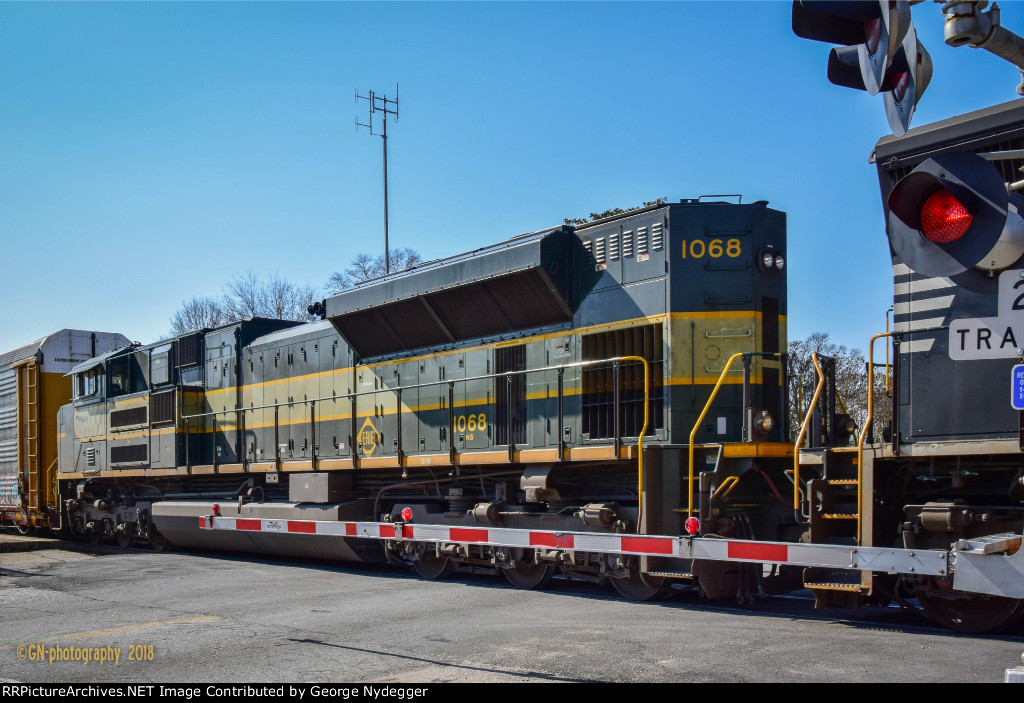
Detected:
left=400, top=507, right=413, bottom=522
left=864, top=18, right=881, bottom=54
left=890, top=70, right=909, bottom=103
left=684, top=517, right=700, bottom=535
left=921, top=189, right=973, bottom=243
left=212, top=503, right=220, bottom=516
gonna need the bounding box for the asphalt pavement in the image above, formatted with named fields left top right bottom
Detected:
left=2, top=537, right=1023, bottom=683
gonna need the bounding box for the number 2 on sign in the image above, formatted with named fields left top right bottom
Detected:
left=681, top=238, right=741, bottom=259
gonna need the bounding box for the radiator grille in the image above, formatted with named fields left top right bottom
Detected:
left=494, top=345, right=527, bottom=446
left=178, top=333, right=203, bottom=367
left=110, top=406, right=147, bottom=429
left=582, top=324, right=664, bottom=439
left=110, top=444, right=147, bottom=465
left=150, top=390, right=176, bottom=425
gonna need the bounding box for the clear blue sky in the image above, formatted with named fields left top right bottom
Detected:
left=0, top=1, right=1017, bottom=355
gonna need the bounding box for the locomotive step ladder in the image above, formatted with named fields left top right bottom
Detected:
left=794, top=354, right=869, bottom=601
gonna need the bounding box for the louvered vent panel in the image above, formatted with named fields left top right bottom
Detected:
left=110, top=444, right=147, bottom=465
left=595, top=237, right=606, bottom=263
left=110, top=406, right=147, bottom=429
left=623, top=231, right=633, bottom=257
left=178, top=333, right=202, bottom=367
left=150, top=390, right=176, bottom=425
left=581, top=324, right=664, bottom=439
left=652, top=223, right=664, bottom=251
left=609, top=233, right=620, bottom=260
left=637, top=227, right=648, bottom=254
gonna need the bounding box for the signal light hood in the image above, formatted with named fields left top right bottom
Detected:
left=887, top=151, right=1024, bottom=288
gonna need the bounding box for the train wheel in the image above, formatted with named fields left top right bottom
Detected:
left=503, top=561, right=555, bottom=590
left=116, top=531, right=136, bottom=549
left=413, top=553, right=455, bottom=580
left=384, top=544, right=413, bottom=568
left=916, top=579, right=1024, bottom=633
left=610, top=570, right=670, bottom=601
left=15, top=525, right=32, bottom=536
left=149, top=529, right=170, bottom=553
left=86, top=527, right=104, bottom=546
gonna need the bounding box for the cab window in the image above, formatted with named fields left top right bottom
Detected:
left=108, top=357, right=129, bottom=397
left=75, top=368, right=101, bottom=399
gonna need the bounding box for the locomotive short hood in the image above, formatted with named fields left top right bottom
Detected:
left=324, top=226, right=580, bottom=359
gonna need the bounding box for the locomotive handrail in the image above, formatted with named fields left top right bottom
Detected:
left=793, top=352, right=824, bottom=514
left=179, top=355, right=651, bottom=502
left=687, top=352, right=743, bottom=518
left=686, top=350, right=783, bottom=518
left=857, top=333, right=891, bottom=545
left=857, top=325, right=947, bottom=544
left=179, top=355, right=647, bottom=420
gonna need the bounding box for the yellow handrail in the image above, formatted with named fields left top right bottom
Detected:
left=835, top=388, right=849, bottom=416
left=687, top=352, right=744, bottom=517
left=793, top=352, right=824, bottom=511
left=885, top=307, right=893, bottom=393
left=610, top=355, right=650, bottom=535
left=46, top=456, right=59, bottom=509
left=857, top=332, right=892, bottom=545
left=711, top=475, right=740, bottom=501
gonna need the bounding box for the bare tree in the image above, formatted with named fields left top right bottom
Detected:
left=327, top=248, right=423, bottom=293
left=787, top=332, right=892, bottom=445
left=169, top=296, right=225, bottom=335
left=265, top=273, right=319, bottom=321
left=221, top=270, right=265, bottom=321
left=168, top=271, right=319, bottom=336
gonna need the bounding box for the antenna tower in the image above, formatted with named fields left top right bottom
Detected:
left=356, top=85, right=400, bottom=274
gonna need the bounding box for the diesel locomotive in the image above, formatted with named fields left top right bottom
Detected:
left=43, top=198, right=794, bottom=601
left=8, top=104, right=1024, bottom=633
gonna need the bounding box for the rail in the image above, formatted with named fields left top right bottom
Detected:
left=793, top=352, right=824, bottom=513
left=179, top=355, right=650, bottom=510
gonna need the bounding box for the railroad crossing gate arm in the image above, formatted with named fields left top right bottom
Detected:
left=678, top=537, right=949, bottom=577
left=198, top=514, right=954, bottom=578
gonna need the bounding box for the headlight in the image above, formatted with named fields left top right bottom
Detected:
left=774, top=254, right=785, bottom=271
left=753, top=409, right=774, bottom=435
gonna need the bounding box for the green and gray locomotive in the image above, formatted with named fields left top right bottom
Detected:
left=54, top=198, right=793, bottom=598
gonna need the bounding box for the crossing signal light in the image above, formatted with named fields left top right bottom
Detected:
left=886, top=151, right=1024, bottom=289
left=792, top=0, right=931, bottom=135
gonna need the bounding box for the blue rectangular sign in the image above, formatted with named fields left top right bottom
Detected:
left=1012, top=364, right=1024, bottom=410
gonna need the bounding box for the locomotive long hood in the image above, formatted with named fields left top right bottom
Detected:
left=325, top=226, right=580, bottom=359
